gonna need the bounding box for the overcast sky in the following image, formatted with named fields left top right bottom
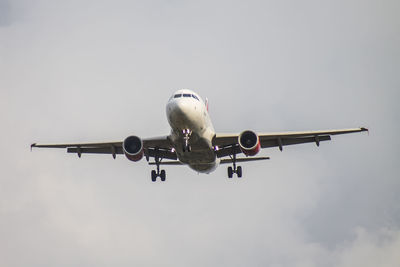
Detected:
left=1, top=0, right=399, bottom=266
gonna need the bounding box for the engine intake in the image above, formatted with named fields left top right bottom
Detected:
left=238, top=130, right=261, bottom=156
left=123, top=135, right=144, bottom=161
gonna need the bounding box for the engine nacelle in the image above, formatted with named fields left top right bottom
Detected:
left=238, top=130, right=261, bottom=156
left=123, top=135, right=144, bottom=162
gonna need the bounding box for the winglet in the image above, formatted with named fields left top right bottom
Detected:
left=360, top=127, right=369, bottom=135
left=30, top=143, right=36, bottom=151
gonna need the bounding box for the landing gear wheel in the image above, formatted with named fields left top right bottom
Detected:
left=151, top=170, right=157, bottom=182
left=237, top=166, right=242, bottom=178
left=160, top=170, right=166, bottom=181
left=228, top=167, right=233, bottom=178
left=228, top=149, right=244, bottom=178
left=151, top=148, right=167, bottom=182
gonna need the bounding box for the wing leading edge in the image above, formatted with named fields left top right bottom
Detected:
left=31, top=136, right=177, bottom=160
left=31, top=128, right=367, bottom=162
left=213, top=127, right=368, bottom=158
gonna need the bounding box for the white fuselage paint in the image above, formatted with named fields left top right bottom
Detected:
left=166, top=89, right=220, bottom=173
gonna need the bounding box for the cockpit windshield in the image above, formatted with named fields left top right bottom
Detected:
left=171, top=93, right=200, bottom=101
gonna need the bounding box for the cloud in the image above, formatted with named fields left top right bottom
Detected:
left=333, top=228, right=400, bottom=267
left=0, top=0, right=11, bottom=26
left=0, top=0, right=399, bottom=266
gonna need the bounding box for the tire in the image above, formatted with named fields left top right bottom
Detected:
left=237, top=166, right=242, bottom=178
left=160, top=170, right=166, bottom=181
left=228, top=167, right=233, bottom=178
left=151, top=170, right=157, bottom=182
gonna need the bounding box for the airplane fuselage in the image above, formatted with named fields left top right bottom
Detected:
left=166, top=89, right=220, bottom=173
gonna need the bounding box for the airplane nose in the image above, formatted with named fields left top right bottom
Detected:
left=168, top=99, right=197, bottom=128
left=175, top=101, right=190, bottom=115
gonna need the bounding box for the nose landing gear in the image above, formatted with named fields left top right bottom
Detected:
left=182, top=129, right=192, bottom=152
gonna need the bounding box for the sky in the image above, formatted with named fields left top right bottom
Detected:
left=0, top=0, right=399, bottom=266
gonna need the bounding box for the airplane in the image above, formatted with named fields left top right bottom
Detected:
left=31, top=89, right=368, bottom=182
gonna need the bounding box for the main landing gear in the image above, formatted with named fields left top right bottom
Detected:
left=182, top=129, right=192, bottom=152
left=151, top=150, right=166, bottom=182
left=227, top=152, right=243, bottom=178
left=151, top=169, right=166, bottom=182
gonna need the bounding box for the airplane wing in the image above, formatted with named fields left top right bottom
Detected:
left=213, top=127, right=368, bottom=158
left=31, top=136, right=177, bottom=160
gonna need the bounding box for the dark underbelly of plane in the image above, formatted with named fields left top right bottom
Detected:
left=188, top=161, right=218, bottom=173
left=176, top=136, right=216, bottom=172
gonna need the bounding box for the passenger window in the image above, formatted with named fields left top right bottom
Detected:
left=183, top=94, right=191, bottom=97
left=174, top=94, right=182, bottom=98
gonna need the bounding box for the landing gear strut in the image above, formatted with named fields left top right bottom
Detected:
left=182, top=129, right=192, bottom=152
left=227, top=152, right=243, bottom=178
left=151, top=149, right=166, bottom=182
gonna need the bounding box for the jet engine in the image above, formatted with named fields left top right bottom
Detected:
left=238, top=130, right=261, bottom=156
left=123, top=136, right=144, bottom=161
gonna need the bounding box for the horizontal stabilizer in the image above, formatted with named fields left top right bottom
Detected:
left=220, top=156, right=270, bottom=164
left=148, top=156, right=270, bottom=166
left=149, top=161, right=183, bottom=165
